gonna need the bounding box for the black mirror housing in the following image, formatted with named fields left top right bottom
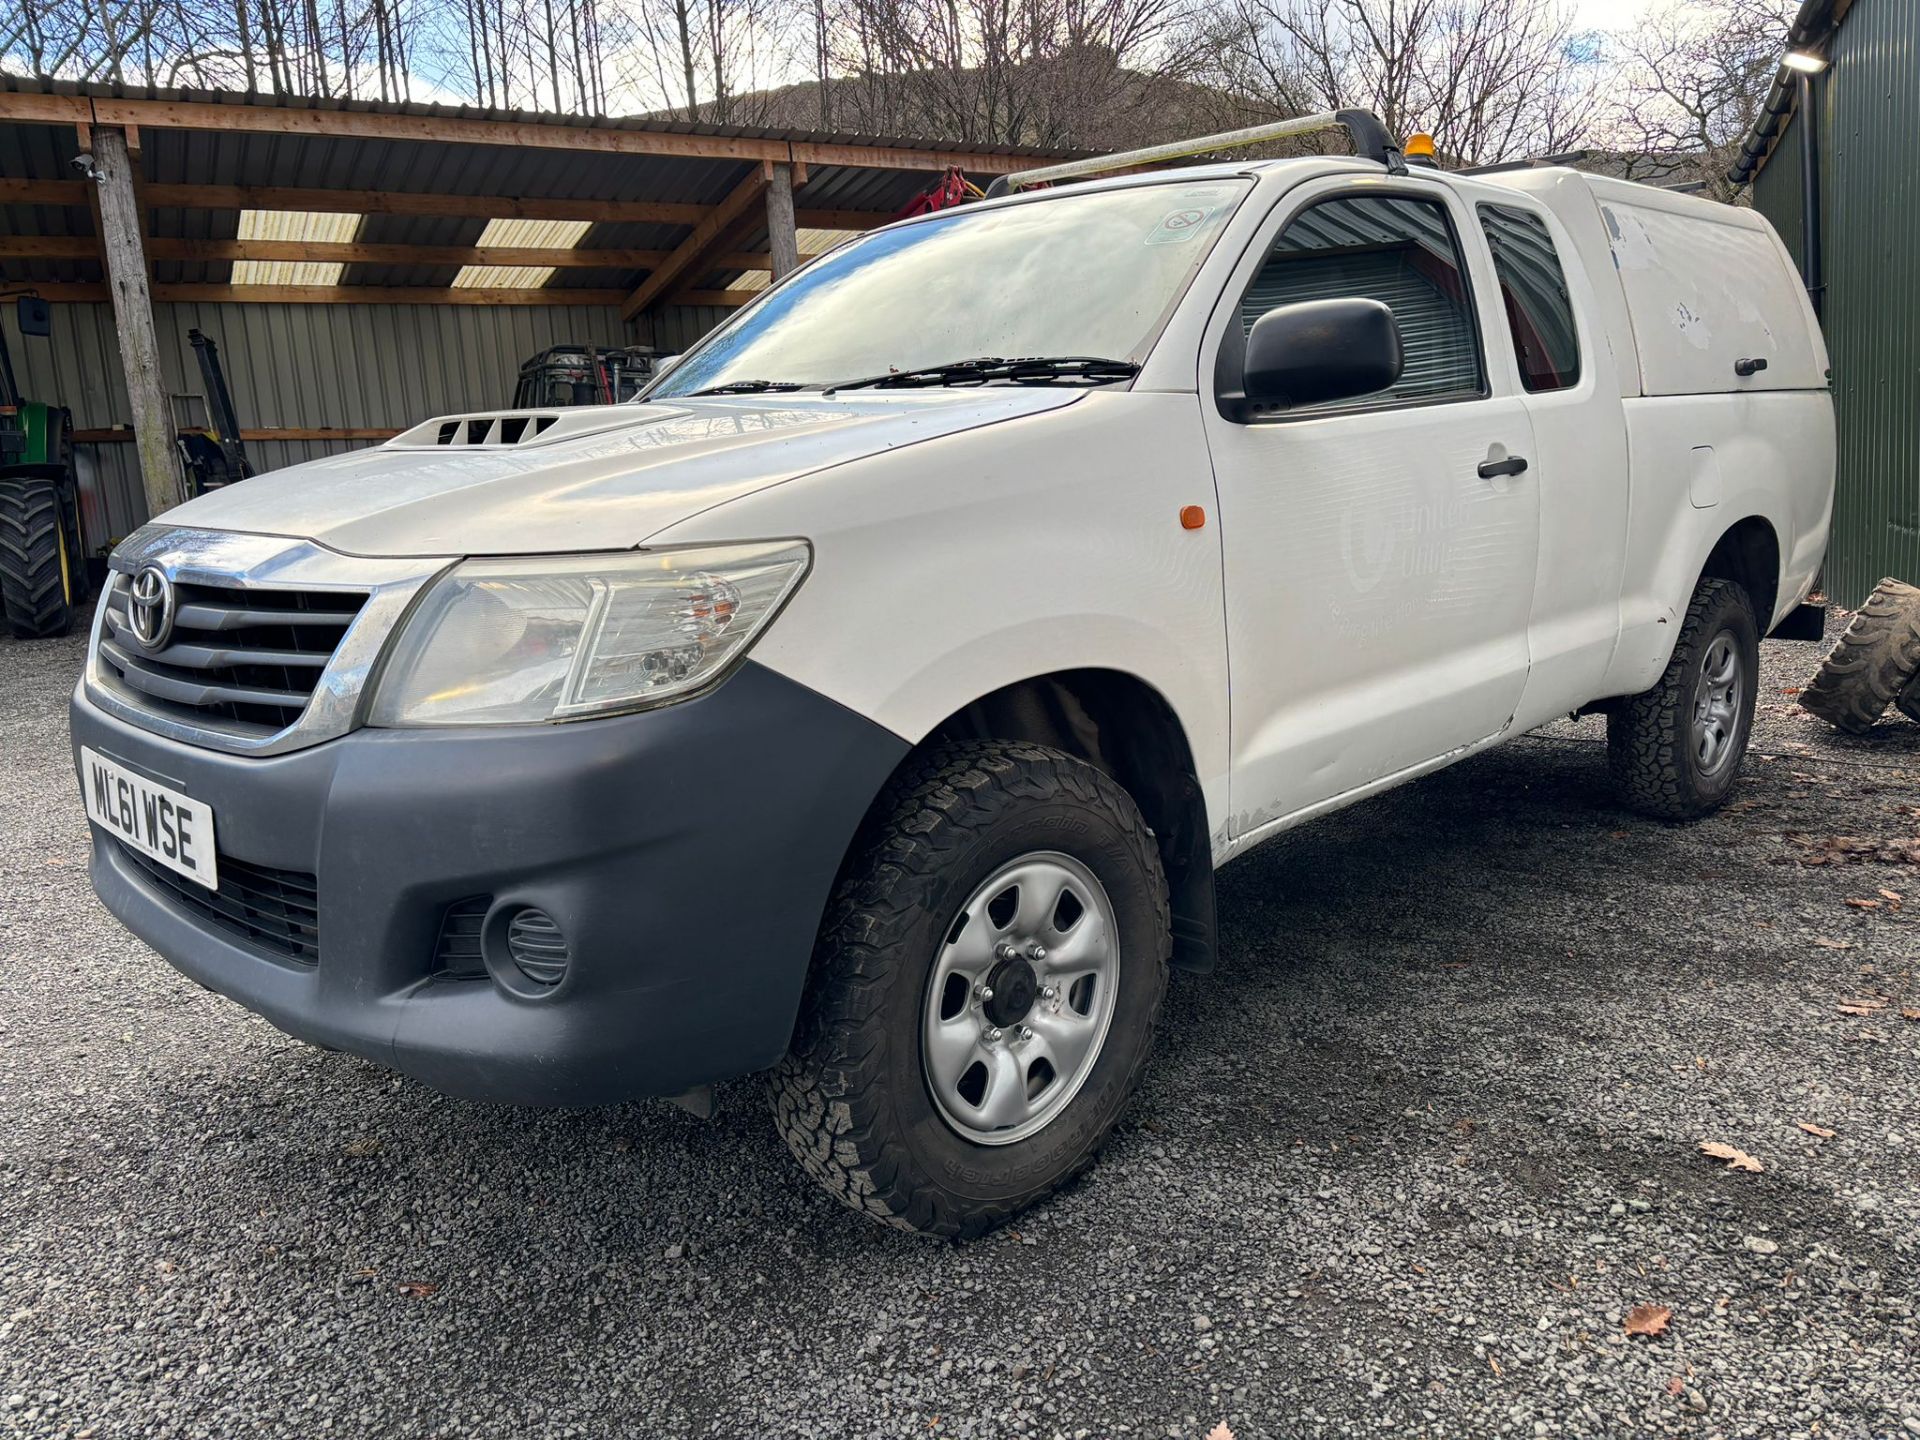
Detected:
left=1226, top=297, right=1403, bottom=420
left=16, top=295, right=51, bottom=338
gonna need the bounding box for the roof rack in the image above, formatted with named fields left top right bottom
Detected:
left=985, top=110, right=1406, bottom=197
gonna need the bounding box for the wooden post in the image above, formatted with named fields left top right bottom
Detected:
left=766, top=162, right=800, bottom=283
left=91, top=128, right=182, bottom=521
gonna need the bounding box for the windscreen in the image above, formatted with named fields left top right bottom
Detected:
left=649, top=179, right=1250, bottom=396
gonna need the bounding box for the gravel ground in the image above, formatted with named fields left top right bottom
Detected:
left=2, top=608, right=1917, bottom=1440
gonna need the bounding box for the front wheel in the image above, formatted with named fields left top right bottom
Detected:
left=772, top=741, right=1170, bottom=1237
left=1607, top=577, right=1759, bottom=820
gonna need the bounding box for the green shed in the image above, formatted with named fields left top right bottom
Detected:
left=1730, top=0, right=1920, bottom=606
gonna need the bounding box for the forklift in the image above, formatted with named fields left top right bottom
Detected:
left=512, top=345, right=657, bottom=407
left=0, top=293, right=89, bottom=640
left=175, top=328, right=255, bottom=496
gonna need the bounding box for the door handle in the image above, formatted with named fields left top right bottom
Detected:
left=1477, top=454, right=1529, bottom=479
left=1734, top=356, right=1769, bottom=377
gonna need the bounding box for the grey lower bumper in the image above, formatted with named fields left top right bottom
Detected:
left=72, top=662, right=908, bottom=1106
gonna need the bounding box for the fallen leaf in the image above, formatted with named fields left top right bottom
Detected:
left=396, top=1281, right=438, bottom=1299
left=1666, top=1375, right=1686, bottom=1396
left=1878, top=888, right=1903, bottom=908
left=1903, top=1008, right=1920, bottom=1022
left=342, top=1137, right=381, bottom=1157
left=1786, top=835, right=1920, bottom=867
left=1206, top=1425, right=1237, bottom=1440
left=1844, top=898, right=1882, bottom=910
left=1699, top=1141, right=1764, bottom=1173
left=1810, top=937, right=1854, bottom=949
left=1794, top=1121, right=1836, bottom=1139
left=1624, top=1303, right=1673, bottom=1338
left=1838, top=997, right=1888, bottom=1015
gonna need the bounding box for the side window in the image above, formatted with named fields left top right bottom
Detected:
left=1478, top=203, right=1581, bottom=393
left=1240, top=193, right=1484, bottom=411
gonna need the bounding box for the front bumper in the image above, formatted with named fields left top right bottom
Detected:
left=71, top=662, right=908, bottom=1106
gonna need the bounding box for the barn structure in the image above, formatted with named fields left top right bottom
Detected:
left=1731, top=0, right=1920, bottom=605
left=0, top=77, right=1074, bottom=562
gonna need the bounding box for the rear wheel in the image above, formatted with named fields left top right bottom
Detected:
left=0, top=476, right=78, bottom=640
left=772, top=741, right=1170, bottom=1237
left=1608, top=577, right=1759, bottom=820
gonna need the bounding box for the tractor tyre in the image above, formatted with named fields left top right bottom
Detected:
left=0, top=476, right=78, bottom=640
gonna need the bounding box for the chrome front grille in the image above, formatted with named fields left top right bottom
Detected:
left=85, top=526, right=448, bottom=756
left=99, top=575, right=366, bottom=737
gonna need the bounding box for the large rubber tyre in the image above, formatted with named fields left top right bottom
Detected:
left=1799, top=579, right=1920, bottom=735
left=1897, top=669, right=1920, bottom=726
left=772, top=741, right=1171, bottom=1237
left=1608, top=577, right=1760, bottom=820
left=0, top=476, right=77, bottom=640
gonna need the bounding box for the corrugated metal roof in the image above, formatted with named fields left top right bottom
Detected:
left=0, top=75, right=1080, bottom=296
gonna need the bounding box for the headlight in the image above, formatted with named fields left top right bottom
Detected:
left=367, top=541, right=810, bottom=727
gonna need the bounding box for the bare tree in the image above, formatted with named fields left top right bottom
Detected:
left=1187, top=0, right=1601, bottom=166
left=1603, top=0, right=1794, bottom=201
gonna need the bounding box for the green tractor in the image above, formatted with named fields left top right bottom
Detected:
left=1, top=294, right=89, bottom=640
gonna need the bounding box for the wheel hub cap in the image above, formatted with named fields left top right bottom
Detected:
left=1691, top=630, right=1744, bottom=777
left=921, top=851, right=1120, bottom=1146
left=981, top=956, right=1039, bottom=1027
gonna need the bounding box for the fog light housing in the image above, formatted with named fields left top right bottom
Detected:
left=503, top=907, right=569, bottom=989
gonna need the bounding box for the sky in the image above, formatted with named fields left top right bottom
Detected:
left=1573, top=0, right=1664, bottom=29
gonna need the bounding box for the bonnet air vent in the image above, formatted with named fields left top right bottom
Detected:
left=427, top=414, right=565, bottom=446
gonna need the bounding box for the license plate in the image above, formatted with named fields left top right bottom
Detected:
left=80, top=746, right=219, bottom=890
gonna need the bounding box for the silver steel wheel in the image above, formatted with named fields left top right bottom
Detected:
left=921, top=851, right=1120, bottom=1146
left=1692, top=629, right=1744, bottom=776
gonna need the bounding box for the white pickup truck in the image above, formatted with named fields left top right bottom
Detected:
left=72, top=118, right=1832, bottom=1237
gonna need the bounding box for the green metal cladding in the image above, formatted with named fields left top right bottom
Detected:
left=1752, top=0, right=1920, bottom=606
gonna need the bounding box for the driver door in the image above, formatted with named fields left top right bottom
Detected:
left=1201, top=176, right=1542, bottom=840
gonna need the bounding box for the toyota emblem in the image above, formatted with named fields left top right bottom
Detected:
left=127, top=565, right=176, bottom=651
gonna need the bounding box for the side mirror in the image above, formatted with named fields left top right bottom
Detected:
left=1235, top=297, right=1402, bottom=418
left=16, top=295, right=51, bottom=338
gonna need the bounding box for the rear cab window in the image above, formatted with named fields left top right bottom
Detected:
left=1477, top=203, right=1582, bottom=393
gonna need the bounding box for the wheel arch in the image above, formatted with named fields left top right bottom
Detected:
left=1700, top=513, right=1782, bottom=634
left=870, top=667, right=1217, bottom=973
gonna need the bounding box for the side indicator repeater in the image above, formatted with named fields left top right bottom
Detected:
left=1180, top=505, right=1207, bottom=530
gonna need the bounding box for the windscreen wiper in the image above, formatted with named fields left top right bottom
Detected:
left=689, top=379, right=807, bottom=395
left=825, top=356, right=1141, bottom=394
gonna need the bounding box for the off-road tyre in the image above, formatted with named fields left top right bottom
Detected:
left=1896, top=669, right=1920, bottom=726
left=771, top=741, right=1170, bottom=1238
left=1608, top=577, right=1760, bottom=820
left=0, top=476, right=77, bottom=640
left=1799, top=579, right=1920, bottom=734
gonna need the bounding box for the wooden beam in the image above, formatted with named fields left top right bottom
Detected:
left=0, top=93, right=1039, bottom=174
left=622, top=164, right=773, bottom=319
left=0, top=178, right=894, bottom=231
left=0, top=94, right=92, bottom=125
left=796, top=209, right=892, bottom=232
left=677, top=289, right=766, bottom=308
left=143, top=183, right=719, bottom=225
left=76, top=426, right=401, bottom=444
left=0, top=236, right=671, bottom=268
left=789, top=139, right=1025, bottom=175
left=92, top=129, right=184, bottom=519
left=1, top=235, right=816, bottom=274
left=766, top=163, right=800, bottom=282
left=30, top=283, right=629, bottom=306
